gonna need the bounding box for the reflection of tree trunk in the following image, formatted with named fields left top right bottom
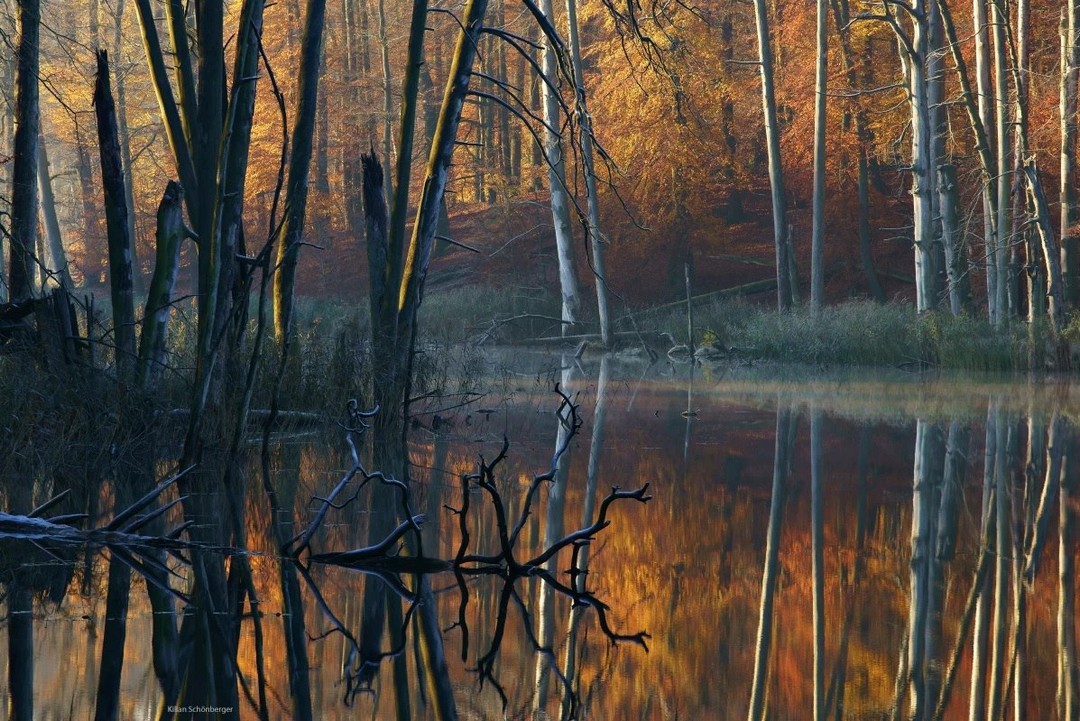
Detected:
left=748, top=403, right=794, bottom=721
left=561, top=356, right=609, bottom=718
left=908, top=420, right=945, bottom=720
left=987, top=407, right=1010, bottom=721
left=94, top=547, right=132, bottom=721
left=824, top=425, right=871, bottom=718
left=811, top=407, right=825, bottom=721
left=7, top=584, right=33, bottom=721
left=269, top=443, right=314, bottom=721
left=535, top=361, right=575, bottom=710
left=969, top=407, right=997, bottom=721
left=1059, top=425, right=1078, bottom=720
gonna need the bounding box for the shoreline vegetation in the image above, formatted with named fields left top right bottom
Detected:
left=413, top=285, right=1078, bottom=374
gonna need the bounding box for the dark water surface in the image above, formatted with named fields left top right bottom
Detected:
left=3, top=354, right=1080, bottom=720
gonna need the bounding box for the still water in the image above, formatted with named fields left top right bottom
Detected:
left=3, top=353, right=1080, bottom=720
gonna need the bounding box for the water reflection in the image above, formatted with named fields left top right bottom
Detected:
left=4, top=360, right=1080, bottom=719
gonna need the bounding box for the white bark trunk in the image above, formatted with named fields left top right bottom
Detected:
left=564, top=0, right=610, bottom=345
left=974, top=0, right=1000, bottom=324
left=992, top=0, right=1010, bottom=324
left=909, top=15, right=935, bottom=313
left=540, top=0, right=580, bottom=330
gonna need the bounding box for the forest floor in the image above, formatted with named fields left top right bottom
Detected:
left=294, top=189, right=917, bottom=314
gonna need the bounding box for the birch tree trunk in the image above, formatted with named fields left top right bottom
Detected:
left=908, top=12, right=937, bottom=313
left=937, top=164, right=969, bottom=314
left=753, top=0, right=792, bottom=310
left=992, top=0, right=1011, bottom=325
left=540, top=0, right=581, bottom=329
left=974, top=0, right=1001, bottom=324
left=564, top=0, right=610, bottom=345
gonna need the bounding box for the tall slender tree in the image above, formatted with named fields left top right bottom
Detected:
left=540, top=0, right=582, bottom=329
left=810, top=0, right=827, bottom=311
left=8, top=0, right=40, bottom=301
left=564, top=0, right=611, bottom=344
left=1062, top=1, right=1080, bottom=308
left=752, top=0, right=793, bottom=310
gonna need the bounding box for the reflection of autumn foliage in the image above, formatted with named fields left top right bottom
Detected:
left=13, top=382, right=1080, bottom=718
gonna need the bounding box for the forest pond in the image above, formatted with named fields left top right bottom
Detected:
left=3, top=352, right=1080, bottom=720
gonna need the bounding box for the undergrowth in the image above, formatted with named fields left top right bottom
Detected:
left=639, top=297, right=1054, bottom=372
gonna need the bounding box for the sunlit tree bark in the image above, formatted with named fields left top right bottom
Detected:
left=752, top=0, right=792, bottom=310
left=565, top=0, right=611, bottom=345
left=36, top=135, right=70, bottom=291
left=274, top=0, right=329, bottom=342
left=540, top=0, right=581, bottom=329
left=810, top=0, right=827, bottom=311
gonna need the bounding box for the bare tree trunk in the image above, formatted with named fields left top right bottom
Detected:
left=992, top=0, right=1011, bottom=324
left=138, top=182, right=185, bottom=390
left=564, top=0, right=610, bottom=345
left=1062, top=2, right=1080, bottom=308
left=753, top=0, right=792, bottom=310
left=95, top=51, right=137, bottom=380
left=909, top=13, right=936, bottom=313
left=274, top=0, right=329, bottom=342
left=937, top=164, right=969, bottom=314
left=37, top=135, right=71, bottom=291
left=974, top=0, right=1001, bottom=324
left=811, top=0, right=827, bottom=311
left=112, top=0, right=142, bottom=295
left=8, top=0, right=39, bottom=301
left=540, top=0, right=581, bottom=329
left=378, top=0, right=394, bottom=179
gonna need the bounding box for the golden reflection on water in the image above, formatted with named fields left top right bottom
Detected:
left=5, top=362, right=1080, bottom=719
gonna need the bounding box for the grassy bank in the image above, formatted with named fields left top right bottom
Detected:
left=393, top=285, right=1070, bottom=372
left=638, top=297, right=1063, bottom=372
